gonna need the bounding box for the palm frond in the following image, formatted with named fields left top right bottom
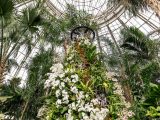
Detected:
left=18, top=4, right=44, bottom=34
left=0, top=0, right=14, bottom=19
left=121, top=43, right=141, bottom=53
left=107, top=0, right=148, bottom=15
left=120, top=27, right=157, bottom=60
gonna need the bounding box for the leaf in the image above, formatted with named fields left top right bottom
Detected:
left=149, top=83, right=158, bottom=89
left=61, top=107, right=68, bottom=114
left=0, top=96, right=12, bottom=102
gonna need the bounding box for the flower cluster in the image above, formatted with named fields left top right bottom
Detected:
left=44, top=62, right=109, bottom=120
left=114, top=82, right=134, bottom=119
left=41, top=36, right=136, bottom=120
left=37, top=105, right=48, bottom=118
left=79, top=37, right=91, bottom=45
left=106, top=72, right=135, bottom=119
left=44, top=63, right=64, bottom=89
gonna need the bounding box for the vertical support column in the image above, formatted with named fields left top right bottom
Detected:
left=95, top=30, right=103, bottom=61
left=107, top=25, right=122, bottom=56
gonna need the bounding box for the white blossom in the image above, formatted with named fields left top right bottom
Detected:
left=59, top=74, right=64, bottom=78
left=37, top=106, right=47, bottom=118
left=70, top=86, right=78, bottom=94
left=84, top=39, right=91, bottom=45
left=71, top=74, right=78, bottom=82
left=76, top=91, right=84, bottom=100
left=65, top=77, right=70, bottom=82
left=56, top=99, right=62, bottom=106
left=62, top=94, right=69, bottom=102
left=69, top=102, right=77, bottom=110
left=54, top=80, right=60, bottom=87
left=55, top=90, right=61, bottom=97
left=66, top=113, right=74, bottom=120
left=60, top=82, right=65, bottom=87
left=44, top=79, right=52, bottom=88
left=91, top=98, right=99, bottom=105
left=50, top=63, right=63, bottom=73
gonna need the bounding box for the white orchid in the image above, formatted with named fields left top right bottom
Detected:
left=55, top=90, right=61, bottom=97
left=56, top=99, right=62, bottom=106
left=70, top=86, right=78, bottom=94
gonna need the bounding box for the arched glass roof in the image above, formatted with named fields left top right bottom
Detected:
left=47, top=0, right=124, bottom=24
left=46, top=0, right=160, bottom=36
left=5, top=0, right=160, bottom=83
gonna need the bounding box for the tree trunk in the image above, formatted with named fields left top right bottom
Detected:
left=20, top=99, right=29, bottom=120
left=120, top=65, right=133, bottom=103
left=0, top=60, right=6, bottom=85
left=107, top=25, right=133, bottom=103
left=147, top=0, right=160, bottom=16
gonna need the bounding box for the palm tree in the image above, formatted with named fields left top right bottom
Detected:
left=120, top=27, right=158, bottom=61
left=107, top=0, right=148, bottom=15
left=107, top=0, right=160, bottom=16
left=146, top=0, right=160, bottom=16
left=0, top=0, right=14, bottom=83
left=119, top=26, right=159, bottom=105
left=0, top=0, right=50, bottom=84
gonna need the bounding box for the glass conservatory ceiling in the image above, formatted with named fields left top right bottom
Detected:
left=47, top=0, right=124, bottom=24
left=46, top=0, right=160, bottom=37
left=5, top=0, right=160, bottom=82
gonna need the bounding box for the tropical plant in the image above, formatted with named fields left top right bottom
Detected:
left=121, top=27, right=158, bottom=61
left=0, top=78, right=23, bottom=119
left=0, top=49, right=54, bottom=119
left=0, top=0, right=15, bottom=82
left=59, top=4, right=97, bottom=35
left=38, top=36, right=135, bottom=120
left=107, top=0, right=148, bottom=15
left=143, top=83, right=160, bottom=118
left=118, top=26, right=160, bottom=119
left=0, top=0, right=45, bottom=83
left=19, top=49, right=53, bottom=120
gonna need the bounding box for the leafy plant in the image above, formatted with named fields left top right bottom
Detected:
left=146, top=106, right=160, bottom=117
left=142, top=83, right=160, bottom=118
left=83, top=45, right=98, bottom=64
left=0, top=49, right=53, bottom=119
left=107, top=0, right=148, bottom=15
left=121, top=27, right=157, bottom=61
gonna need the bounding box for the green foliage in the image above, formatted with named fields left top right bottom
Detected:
left=18, top=4, right=44, bottom=34
left=146, top=106, right=160, bottom=117
left=107, top=0, right=148, bottom=15
left=82, top=44, right=97, bottom=64
left=121, top=27, right=157, bottom=61
left=118, top=26, right=160, bottom=119
left=142, top=83, right=160, bottom=118
left=0, top=50, right=53, bottom=119
left=28, top=50, right=53, bottom=82
left=141, top=62, right=160, bottom=84
left=22, top=50, right=53, bottom=119
left=0, top=78, right=23, bottom=118
left=59, top=4, right=97, bottom=33
left=0, top=0, right=14, bottom=19
left=143, top=83, right=160, bottom=107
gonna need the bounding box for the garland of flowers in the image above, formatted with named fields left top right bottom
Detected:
left=38, top=37, right=135, bottom=120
